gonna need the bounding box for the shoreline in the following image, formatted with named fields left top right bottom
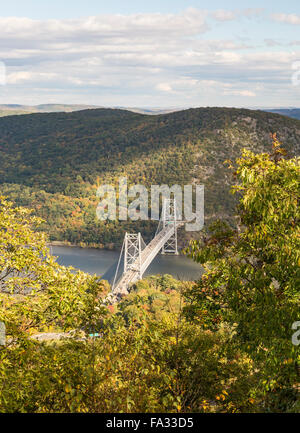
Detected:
left=47, top=241, right=111, bottom=251
left=47, top=241, right=185, bottom=255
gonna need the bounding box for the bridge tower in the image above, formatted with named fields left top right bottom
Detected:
left=124, top=232, right=143, bottom=279
left=161, top=198, right=179, bottom=255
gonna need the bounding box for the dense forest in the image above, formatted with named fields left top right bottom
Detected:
left=0, top=141, right=299, bottom=413
left=0, top=107, right=300, bottom=248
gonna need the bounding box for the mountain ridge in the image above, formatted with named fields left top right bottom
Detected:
left=0, top=104, right=182, bottom=117
left=2, top=104, right=300, bottom=119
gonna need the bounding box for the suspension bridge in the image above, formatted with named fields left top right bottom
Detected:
left=111, top=199, right=184, bottom=297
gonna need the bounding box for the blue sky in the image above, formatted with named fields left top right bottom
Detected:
left=0, top=1, right=300, bottom=107
left=2, top=1, right=300, bottom=18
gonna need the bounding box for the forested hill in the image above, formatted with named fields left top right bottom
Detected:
left=1, top=107, right=300, bottom=248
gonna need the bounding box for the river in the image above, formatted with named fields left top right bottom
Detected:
left=51, top=246, right=202, bottom=283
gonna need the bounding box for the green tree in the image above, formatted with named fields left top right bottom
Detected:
left=185, top=138, right=300, bottom=412
left=0, top=196, right=108, bottom=412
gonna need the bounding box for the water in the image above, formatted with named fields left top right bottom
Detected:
left=51, top=246, right=203, bottom=283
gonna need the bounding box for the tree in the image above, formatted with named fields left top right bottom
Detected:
left=0, top=196, right=108, bottom=412
left=185, top=137, right=300, bottom=412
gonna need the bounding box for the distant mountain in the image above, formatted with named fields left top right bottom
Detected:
left=116, top=107, right=183, bottom=115
left=0, top=104, right=102, bottom=117
left=0, top=104, right=179, bottom=117
left=0, top=107, right=299, bottom=249
left=264, top=108, right=300, bottom=121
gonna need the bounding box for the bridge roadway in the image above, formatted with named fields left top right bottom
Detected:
left=112, top=221, right=184, bottom=296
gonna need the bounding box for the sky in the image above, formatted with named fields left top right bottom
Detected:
left=0, top=1, right=300, bottom=108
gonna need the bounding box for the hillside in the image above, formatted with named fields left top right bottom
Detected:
left=1, top=107, right=299, bottom=249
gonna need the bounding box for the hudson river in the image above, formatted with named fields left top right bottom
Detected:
left=52, top=246, right=202, bottom=282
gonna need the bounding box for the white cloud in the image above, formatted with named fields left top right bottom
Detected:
left=0, top=8, right=298, bottom=107
left=156, top=77, right=200, bottom=93
left=0, top=9, right=209, bottom=42
left=7, top=71, right=58, bottom=84
left=211, top=8, right=264, bottom=22
left=272, top=13, right=300, bottom=25
left=211, top=10, right=237, bottom=22
left=223, top=89, right=256, bottom=97
left=215, top=51, right=241, bottom=64
left=156, top=83, right=173, bottom=92
left=243, top=8, right=265, bottom=18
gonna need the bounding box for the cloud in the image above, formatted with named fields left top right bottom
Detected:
left=223, top=89, right=256, bottom=97
left=0, top=9, right=209, bottom=42
left=264, top=39, right=281, bottom=47
left=0, top=8, right=299, bottom=107
left=272, top=13, right=300, bottom=25
left=243, top=8, right=265, bottom=18
left=156, top=77, right=200, bottom=93
left=211, top=8, right=264, bottom=22
left=7, top=71, right=58, bottom=84
left=156, top=83, right=173, bottom=92
left=211, top=10, right=237, bottom=22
